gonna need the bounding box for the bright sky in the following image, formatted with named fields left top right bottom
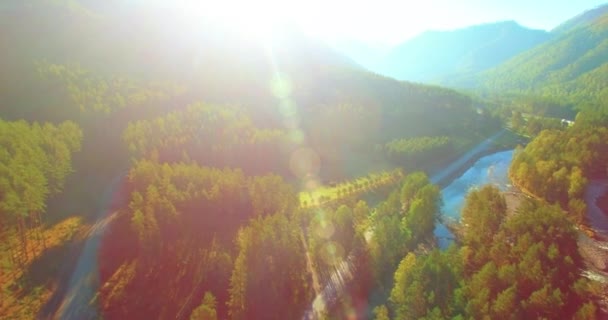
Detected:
left=143, top=0, right=607, bottom=45
left=294, top=0, right=608, bottom=44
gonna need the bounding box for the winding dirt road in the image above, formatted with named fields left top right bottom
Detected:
left=47, top=174, right=126, bottom=320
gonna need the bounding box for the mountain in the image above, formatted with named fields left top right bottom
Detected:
left=370, top=21, right=550, bottom=84
left=330, top=39, right=391, bottom=72
left=0, top=1, right=358, bottom=118
left=0, top=0, right=494, bottom=179
left=479, top=4, right=608, bottom=105
left=552, top=3, right=608, bottom=34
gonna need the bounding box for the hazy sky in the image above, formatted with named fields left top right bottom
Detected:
left=130, top=0, right=606, bottom=45
left=294, top=0, right=607, bottom=44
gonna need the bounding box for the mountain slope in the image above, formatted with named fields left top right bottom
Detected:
left=480, top=6, right=608, bottom=104
left=0, top=1, right=358, bottom=119
left=373, top=21, right=550, bottom=84
left=0, top=0, right=494, bottom=180
left=552, top=3, right=608, bottom=34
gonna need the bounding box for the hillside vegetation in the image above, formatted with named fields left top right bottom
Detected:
left=1, top=1, right=605, bottom=319
left=480, top=5, right=608, bottom=106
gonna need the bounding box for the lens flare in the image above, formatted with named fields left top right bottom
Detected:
left=289, top=147, right=321, bottom=179
left=289, top=129, right=306, bottom=144
left=314, top=219, right=335, bottom=240
left=312, top=296, right=326, bottom=314
left=271, top=75, right=293, bottom=99
left=319, top=241, right=345, bottom=266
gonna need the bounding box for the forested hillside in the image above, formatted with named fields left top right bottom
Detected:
left=1, top=1, right=498, bottom=178
left=510, top=106, right=608, bottom=218
left=552, top=4, right=608, bottom=35
left=0, top=119, right=82, bottom=262
left=506, top=102, right=608, bottom=318
left=479, top=5, right=608, bottom=106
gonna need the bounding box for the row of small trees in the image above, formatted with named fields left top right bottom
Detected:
left=302, top=170, right=404, bottom=208
left=382, top=136, right=455, bottom=168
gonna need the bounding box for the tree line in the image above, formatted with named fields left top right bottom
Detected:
left=37, top=62, right=185, bottom=115
left=0, top=118, right=82, bottom=267
left=384, top=136, right=454, bottom=167
left=122, top=103, right=288, bottom=176
left=510, top=106, right=608, bottom=223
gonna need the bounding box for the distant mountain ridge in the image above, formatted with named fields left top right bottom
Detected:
left=552, top=3, right=608, bottom=34
left=353, top=21, right=550, bottom=84
left=478, top=3, right=608, bottom=104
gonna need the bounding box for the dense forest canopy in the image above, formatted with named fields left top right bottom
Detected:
left=0, top=119, right=82, bottom=264
left=510, top=107, right=608, bottom=223
left=478, top=5, right=608, bottom=107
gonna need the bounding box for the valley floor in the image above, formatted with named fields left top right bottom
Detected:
left=0, top=128, right=527, bottom=319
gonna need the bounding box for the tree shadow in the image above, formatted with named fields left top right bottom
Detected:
left=16, top=237, right=86, bottom=319
left=45, top=174, right=112, bottom=226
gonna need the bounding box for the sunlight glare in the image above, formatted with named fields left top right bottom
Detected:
left=173, top=0, right=292, bottom=42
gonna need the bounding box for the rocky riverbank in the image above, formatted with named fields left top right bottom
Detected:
left=511, top=177, right=608, bottom=316
left=581, top=180, right=608, bottom=316
left=598, top=192, right=608, bottom=218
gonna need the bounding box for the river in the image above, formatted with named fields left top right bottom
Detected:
left=434, top=148, right=608, bottom=315
left=434, top=148, right=608, bottom=246
left=308, top=146, right=608, bottom=319
left=434, top=149, right=514, bottom=248
left=585, top=180, right=608, bottom=236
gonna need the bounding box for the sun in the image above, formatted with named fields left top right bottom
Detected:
left=172, top=0, right=294, bottom=42
left=161, top=0, right=355, bottom=45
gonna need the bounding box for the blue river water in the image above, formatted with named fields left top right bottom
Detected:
left=435, top=149, right=515, bottom=248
